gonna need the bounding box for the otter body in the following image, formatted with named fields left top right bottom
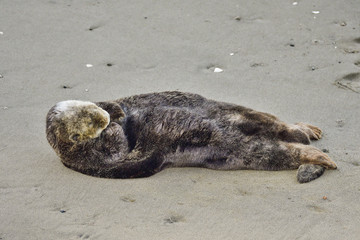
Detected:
left=46, top=91, right=337, bottom=183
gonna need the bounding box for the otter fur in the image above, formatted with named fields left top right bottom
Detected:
left=46, top=91, right=337, bottom=183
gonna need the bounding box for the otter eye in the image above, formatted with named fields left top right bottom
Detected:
left=70, top=134, right=80, bottom=142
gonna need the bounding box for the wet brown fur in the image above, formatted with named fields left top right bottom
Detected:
left=46, top=91, right=337, bottom=182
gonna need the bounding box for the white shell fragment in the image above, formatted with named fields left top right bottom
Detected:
left=213, top=67, right=224, bottom=73
left=312, top=11, right=320, bottom=14
left=230, top=53, right=235, bottom=56
left=292, top=2, right=298, bottom=5
left=0, top=32, right=3, bottom=35
left=85, top=89, right=89, bottom=92
left=86, top=64, right=93, bottom=68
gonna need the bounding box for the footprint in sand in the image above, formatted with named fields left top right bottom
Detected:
left=120, top=195, right=136, bottom=203
left=334, top=72, right=360, bottom=93
left=306, top=204, right=326, bottom=213
left=354, top=60, right=360, bottom=67
left=77, top=233, right=90, bottom=239
left=337, top=37, right=360, bottom=54
left=353, top=37, right=360, bottom=44
left=163, top=213, right=185, bottom=224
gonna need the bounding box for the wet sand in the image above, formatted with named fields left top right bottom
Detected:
left=1, top=0, right=360, bottom=239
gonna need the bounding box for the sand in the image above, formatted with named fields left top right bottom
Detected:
left=1, top=0, right=360, bottom=239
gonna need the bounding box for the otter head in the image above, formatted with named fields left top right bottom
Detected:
left=52, top=100, right=110, bottom=144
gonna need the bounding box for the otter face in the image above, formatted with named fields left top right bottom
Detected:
left=53, top=100, right=110, bottom=143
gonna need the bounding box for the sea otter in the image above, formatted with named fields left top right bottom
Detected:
left=46, top=91, right=337, bottom=183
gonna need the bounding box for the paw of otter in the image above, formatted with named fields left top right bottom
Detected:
left=296, top=122, right=322, bottom=140
left=296, top=144, right=337, bottom=169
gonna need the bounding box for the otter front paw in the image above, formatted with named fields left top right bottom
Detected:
left=96, top=102, right=125, bottom=123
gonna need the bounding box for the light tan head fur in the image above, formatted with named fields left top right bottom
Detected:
left=52, top=100, right=110, bottom=143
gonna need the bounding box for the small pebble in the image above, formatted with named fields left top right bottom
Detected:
left=322, top=196, right=327, bottom=200
left=1, top=106, right=8, bottom=110
left=85, top=89, right=89, bottom=92
left=0, top=31, right=3, bottom=35
left=289, top=43, right=295, bottom=47
left=86, top=64, right=93, bottom=68
left=213, top=67, right=223, bottom=73
left=230, top=53, right=234, bottom=56
left=312, top=39, right=324, bottom=44
left=340, top=21, right=347, bottom=26
left=0, top=74, right=3, bottom=78
left=234, top=16, right=241, bottom=21
left=292, top=2, right=298, bottom=5
left=312, top=11, right=320, bottom=14
left=322, top=149, right=329, bottom=153
left=59, top=210, right=66, bottom=213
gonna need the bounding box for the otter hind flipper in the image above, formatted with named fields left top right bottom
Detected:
left=297, top=164, right=325, bottom=183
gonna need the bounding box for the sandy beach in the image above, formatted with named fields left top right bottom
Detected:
left=1, top=0, right=360, bottom=239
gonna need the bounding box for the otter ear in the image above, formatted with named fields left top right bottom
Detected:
left=69, top=133, right=80, bottom=142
